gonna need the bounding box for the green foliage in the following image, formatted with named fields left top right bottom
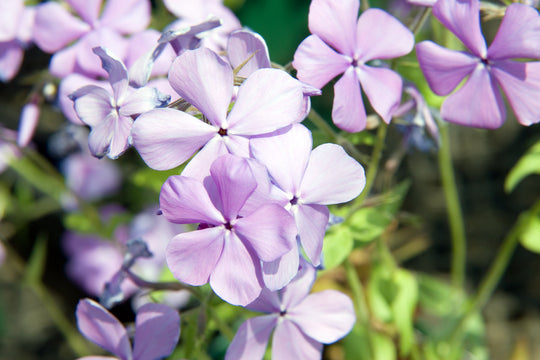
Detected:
left=322, top=223, right=353, bottom=270
left=367, top=265, right=418, bottom=357
left=23, top=235, right=48, bottom=284
left=519, top=209, right=540, bottom=253
left=348, top=181, right=410, bottom=245
left=132, top=166, right=183, bottom=193
left=505, top=140, right=540, bottom=193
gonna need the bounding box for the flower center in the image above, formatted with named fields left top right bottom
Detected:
left=218, top=128, right=228, bottom=136
left=290, top=196, right=299, bottom=206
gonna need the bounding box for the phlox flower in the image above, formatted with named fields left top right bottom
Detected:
left=70, top=47, right=169, bottom=159
left=33, top=0, right=151, bottom=78
left=293, top=0, right=414, bottom=132
left=0, top=0, right=34, bottom=82
left=76, top=298, right=180, bottom=360
left=250, top=124, right=365, bottom=286
left=225, top=259, right=355, bottom=360
left=161, top=154, right=297, bottom=306
left=416, top=0, right=540, bottom=128
left=132, top=46, right=306, bottom=178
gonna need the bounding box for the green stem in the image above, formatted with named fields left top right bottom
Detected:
left=306, top=108, right=369, bottom=164
left=410, top=7, right=432, bottom=35
left=347, top=122, right=388, bottom=217
left=344, top=258, right=369, bottom=325
left=28, top=282, right=93, bottom=357
left=437, top=122, right=466, bottom=289
left=457, top=200, right=540, bottom=330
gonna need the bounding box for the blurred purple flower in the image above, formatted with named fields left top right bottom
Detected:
left=161, top=154, right=297, bottom=306
left=250, top=124, right=365, bottom=285
left=0, top=241, right=5, bottom=268
left=225, top=259, right=355, bottom=360
left=293, top=0, right=414, bottom=132
left=70, top=47, right=169, bottom=159
left=0, top=0, right=35, bottom=82
left=393, top=84, right=439, bottom=152
left=164, top=0, right=241, bottom=52
left=416, top=0, right=540, bottom=128
left=0, top=127, right=21, bottom=174
left=76, top=298, right=180, bottom=360
left=132, top=47, right=306, bottom=178
left=33, top=0, right=151, bottom=78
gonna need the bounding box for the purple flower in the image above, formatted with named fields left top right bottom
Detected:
left=0, top=0, right=34, bottom=82
left=416, top=0, right=540, bottom=128
left=70, top=47, right=169, bottom=159
left=161, top=154, right=297, bottom=306
left=225, top=260, right=355, bottom=360
left=33, top=0, right=151, bottom=78
left=393, top=84, right=439, bottom=152
left=0, top=126, right=21, bottom=174
left=76, top=298, right=180, bottom=360
left=251, top=124, right=365, bottom=271
left=132, top=47, right=306, bottom=178
left=293, top=0, right=414, bottom=132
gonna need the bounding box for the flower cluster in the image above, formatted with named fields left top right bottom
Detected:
left=3, top=0, right=540, bottom=358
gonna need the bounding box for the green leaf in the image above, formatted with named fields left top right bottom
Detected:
left=63, top=212, right=99, bottom=234
left=347, top=181, right=410, bottom=245
left=391, top=269, right=418, bottom=357
left=342, top=324, right=373, bottom=359
left=24, top=235, right=48, bottom=284
left=505, top=141, right=540, bottom=192
left=519, top=213, right=540, bottom=253
left=370, top=332, right=397, bottom=360
left=131, top=166, right=183, bottom=193
left=322, top=223, right=353, bottom=270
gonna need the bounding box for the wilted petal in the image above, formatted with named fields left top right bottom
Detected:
left=160, top=175, right=225, bottom=225
left=356, top=8, right=414, bottom=61
left=227, top=69, right=304, bottom=135
left=132, top=108, right=216, bottom=170
left=33, top=2, right=89, bottom=53
left=235, top=204, right=296, bottom=262
left=76, top=29, right=128, bottom=77
left=308, top=0, right=358, bottom=56
left=100, top=0, right=151, bottom=35
left=301, top=143, right=365, bottom=205
left=225, top=315, right=277, bottom=360
left=17, top=102, right=40, bottom=147
left=250, top=124, right=312, bottom=195
left=272, top=320, right=323, bottom=360
left=0, top=41, right=23, bottom=82
left=210, top=232, right=263, bottom=306
left=288, top=290, right=355, bottom=343
left=70, top=85, right=113, bottom=127
left=166, top=226, right=225, bottom=286
left=168, top=48, right=232, bottom=127
left=488, top=3, right=540, bottom=60
left=416, top=41, right=478, bottom=96
left=293, top=35, right=350, bottom=89
left=227, top=30, right=271, bottom=77
left=133, top=303, right=180, bottom=360
left=441, top=64, right=506, bottom=129
left=76, top=299, right=132, bottom=359
left=432, top=0, right=487, bottom=57
left=92, top=47, right=128, bottom=101
left=210, top=154, right=256, bottom=221
left=295, top=204, right=329, bottom=266
left=332, top=67, right=366, bottom=132
left=357, top=65, right=403, bottom=123
left=491, top=60, right=540, bottom=126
